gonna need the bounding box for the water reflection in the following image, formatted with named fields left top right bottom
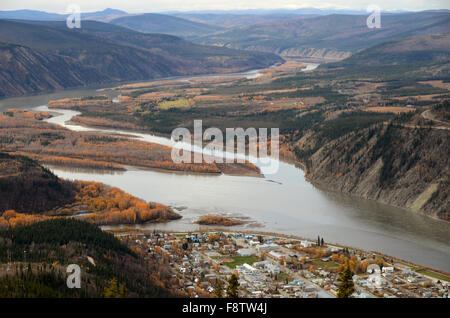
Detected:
left=0, top=64, right=448, bottom=271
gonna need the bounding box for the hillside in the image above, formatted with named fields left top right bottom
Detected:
left=0, top=19, right=282, bottom=97
left=174, top=12, right=315, bottom=28
left=195, top=12, right=450, bottom=59
left=300, top=104, right=449, bottom=220
left=0, top=42, right=107, bottom=97
left=0, top=218, right=172, bottom=297
left=0, top=8, right=128, bottom=22
left=0, top=153, right=77, bottom=214
left=0, top=151, right=181, bottom=225
left=110, top=13, right=223, bottom=38
left=325, top=33, right=450, bottom=67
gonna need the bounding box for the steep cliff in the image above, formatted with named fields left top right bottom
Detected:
left=301, top=105, right=449, bottom=220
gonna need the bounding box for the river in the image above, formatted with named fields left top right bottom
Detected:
left=0, top=65, right=449, bottom=271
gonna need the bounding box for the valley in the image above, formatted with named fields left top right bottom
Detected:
left=0, top=5, right=449, bottom=299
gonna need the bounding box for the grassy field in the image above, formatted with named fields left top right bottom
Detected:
left=311, top=259, right=339, bottom=269
left=414, top=268, right=450, bottom=282
left=225, top=256, right=259, bottom=269
left=157, top=98, right=190, bottom=110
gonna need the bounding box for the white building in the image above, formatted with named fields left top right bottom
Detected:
left=268, top=251, right=284, bottom=260
left=367, top=264, right=381, bottom=274
left=257, top=243, right=279, bottom=252
left=237, top=248, right=255, bottom=257
left=265, top=263, right=281, bottom=275
left=382, top=266, right=394, bottom=273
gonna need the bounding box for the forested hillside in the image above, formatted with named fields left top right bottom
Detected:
left=0, top=19, right=282, bottom=97
left=0, top=152, right=76, bottom=214
left=0, top=219, right=172, bottom=297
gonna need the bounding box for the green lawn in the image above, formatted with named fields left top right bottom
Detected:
left=414, top=268, right=450, bottom=282
left=225, top=256, right=259, bottom=269
left=157, top=98, right=190, bottom=110
left=311, top=259, right=339, bottom=269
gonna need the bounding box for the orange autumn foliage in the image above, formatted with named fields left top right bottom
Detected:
left=74, top=182, right=181, bottom=225
left=0, top=210, right=52, bottom=229
left=196, top=214, right=243, bottom=226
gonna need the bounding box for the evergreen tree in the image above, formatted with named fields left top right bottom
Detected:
left=337, top=262, right=355, bottom=298
left=226, top=274, right=239, bottom=298
left=215, top=280, right=223, bottom=298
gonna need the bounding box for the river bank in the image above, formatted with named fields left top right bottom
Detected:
left=1, top=64, right=449, bottom=272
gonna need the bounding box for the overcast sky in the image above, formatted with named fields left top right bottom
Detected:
left=1, top=0, right=449, bottom=13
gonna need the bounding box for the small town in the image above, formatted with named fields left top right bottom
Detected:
left=118, top=230, right=450, bottom=298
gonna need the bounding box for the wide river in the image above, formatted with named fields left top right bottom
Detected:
left=1, top=65, right=449, bottom=272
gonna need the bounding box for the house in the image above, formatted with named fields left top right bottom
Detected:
left=257, top=243, right=279, bottom=252
left=319, top=270, right=330, bottom=277
left=300, top=240, right=313, bottom=248
left=289, top=279, right=304, bottom=287
left=367, top=274, right=387, bottom=288
left=243, top=263, right=257, bottom=272
left=253, top=261, right=269, bottom=268
left=265, top=263, right=280, bottom=275
left=237, top=248, right=255, bottom=257
left=268, top=251, right=284, bottom=260
left=367, top=264, right=381, bottom=274
left=303, top=284, right=316, bottom=292
left=382, top=266, right=394, bottom=273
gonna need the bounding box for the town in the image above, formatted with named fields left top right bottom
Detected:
left=118, top=230, right=450, bottom=298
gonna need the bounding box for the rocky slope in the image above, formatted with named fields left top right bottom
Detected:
left=300, top=106, right=449, bottom=220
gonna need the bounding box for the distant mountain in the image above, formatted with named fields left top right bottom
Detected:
left=110, top=13, right=223, bottom=38
left=83, top=8, right=129, bottom=22
left=174, top=13, right=318, bottom=28
left=0, top=19, right=282, bottom=97
left=167, top=8, right=372, bottom=15
left=0, top=9, right=65, bottom=20
left=195, top=12, right=450, bottom=59
left=0, top=8, right=128, bottom=22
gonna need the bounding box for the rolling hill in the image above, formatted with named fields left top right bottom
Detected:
left=195, top=11, right=450, bottom=59
left=0, top=152, right=77, bottom=214
left=0, top=8, right=128, bottom=22
left=110, top=13, right=223, bottom=38
left=0, top=19, right=282, bottom=97
left=174, top=12, right=317, bottom=28
left=325, top=33, right=450, bottom=67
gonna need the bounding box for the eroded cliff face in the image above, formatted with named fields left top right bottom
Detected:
left=274, top=47, right=351, bottom=60
left=300, top=118, right=449, bottom=220
left=218, top=43, right=351, bottom=60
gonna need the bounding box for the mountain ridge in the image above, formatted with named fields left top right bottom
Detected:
left=0, top=19, right=282, bottom=97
